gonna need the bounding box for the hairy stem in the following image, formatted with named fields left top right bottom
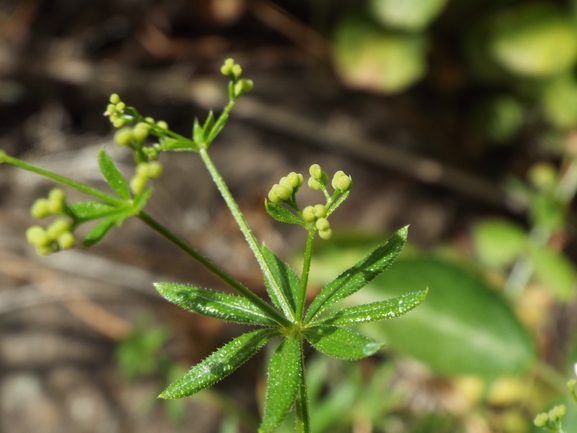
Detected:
left=198, top=146, right=297, bottom=323
left=296, top=228, right=315, bottom=321
left=295, top=340, right=311, bottom=433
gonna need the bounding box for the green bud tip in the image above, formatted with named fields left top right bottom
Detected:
left=106, top=104, right=116, bottom=115
left=115, top=102, right=126, bottom=111
left=156, top=120, right=168, bottom=130
left=315, top=217, right=330, bottom=231
left=26, top=226, right=50, bottom=247
left=145, top=117, right=155, bottom=124
left=308, top=177, right=321, bottom=191
left=279, top=176, right=294, bottom=192
left=46, top=219, right=72, bottom=240
left=147, top=161, right=162, bottom=178
left=313, top=204, right=327, bottom=218
left=48, top=188, right=66, bottom=214
left=286, top=172, right=303, bottom=189
left=534, top=413, right=549, bottom=427
left=309, top=164, right=322, bottom=180
left=36, top=245, right=54, bottom=256
left=274, top=184, right=292, bottom=201
left=109, top=94, right=121, bottom=104
left=130, top=175, right=147, bottom=195
left=302, top=206, right=316, bottom=222
left=114, top=127, right=134, bottom=146
left=234, top=79, right=253, bottom=97
left=231, top=64, right=242, bottom=78
left=319, top=228, right=333, bottom=240
left=48, top=188, right=65, bottom=203
left=549, top=405, right=566, bottom=421
left=268, top=189, right=281, bottom=204
left=57, top=232, right=76, bottom=250
left=113, top=118, right=125, bottom=128
left=30, top=198, right=52, bottom=219
left=221, top=58, right=235, bottom=76
left=136, top=163, right=150, bottom=178
left=132, top=123, right=150, bottom=142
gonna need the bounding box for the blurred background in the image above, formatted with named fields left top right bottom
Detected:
left=1, top=0, right=577, bottom=432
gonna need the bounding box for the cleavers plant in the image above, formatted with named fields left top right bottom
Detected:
left=0, top=59, right=427, bottom=432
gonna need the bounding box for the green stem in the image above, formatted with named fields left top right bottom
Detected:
left=296, top=228, right=315, bottom=321
left=295, top=339, right=311, bottom=433
left=198, top=146, right=297, bottom=323
left=138, top=211, right=290, bottom=327
left=0, top=152, right=123, bottom=206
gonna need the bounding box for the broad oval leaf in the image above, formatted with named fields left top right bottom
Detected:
left=529, top=245, right=577, bottom=301
left=304, top=326, right=383, bottom=360
left=364, top=257, right=536, bottom=378
left=159, top=329, right=278, bottom=399
left=259, top=336, right=301, bottom=433
left=98, top=148, right=130, bottom=199
left=472, top=218, right=528, bottom=268
left=67, top=201, right=119, bottom=222
left=262, top=246, right=300, bottom=313
left=312, top=289, right=427, bottom=327
left=154, top=282, right=279, bottom=326
left=265, top=201, right=305, bottom=226
left=305, top=226, right=407, bottom=324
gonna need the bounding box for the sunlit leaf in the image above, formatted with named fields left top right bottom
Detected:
left=264, top=201, right=305, bottom=226
left=304, top=326, right=383, bottom=360
left=159, top=329, right=278, bottom=399
left=154, top=282, right=279, bottom=326
left=262, top=246, right=300, bottom=313
left=305, top=226, right=407, bottom=323
left=259, top=337, right=301, bottom=433
left=312, top=289, right=427, bottom=326
left=67, top=201, right=120, bottom=222
left=98, top=148, right=130, bottom=199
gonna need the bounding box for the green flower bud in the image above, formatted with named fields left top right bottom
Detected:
left=57, top=231, right=76, bottom=250
left=46, top=219, right=71, bottom=240
left=113, top=118, right=126, bottom=128
left=132, top=122, right=150, bottom=142
left=313, top=204, right=327, bottom=218
left=114, top=127, right=134, bottom=146
left=549, top=405, right=566, bottom=421
left=332, top=170, right=345, bottom=189
left=231, top=64, right=242, bottom=79
left=336, top=174, right=352, bottom=192
left=115, top=102, right=126, bottom=111
left=145, top=117, right=155, bottom=123
left=136, top=163, right=149, bottom=178
left=147, top=161, right=162, bottom=178
left=302, top=206, right=316, bottom=222
left=309, top=164, right=323, bottom=180
left=315, top=217, right=330, bottom=231
left=568, top=379, right=576, bottom=393
left=221, top=58, right=235, bottom=76
left=142, top=146, right=159, bottom=160
left=286, top=172, right=303, bottom=189
left=268, top=188, right=282, bottom=204
left=36, top=245, right=54, bottom=256
left=319, top=228, right=333, bottom=240
left=308, top=177, right=321, bottom=190
left=279, top=176, right=294, bottom=193
left=156, top=120, right=168, bottom=130
left=109, top=94, right=121, bottom=104
left=130, top=175, right=147, bottom=195
left=234, top=79, right=253, bottom=97
left=48, top=188, right=66, bottom=214
left=274, top=184, right=292, bottom=201
left=26, top=225, right=50, bottom=247
left=30, top=198, right=51, bottom=219
left=533, top=413, right=549, bottom=427
left=106, top=104, right=117, bottom=115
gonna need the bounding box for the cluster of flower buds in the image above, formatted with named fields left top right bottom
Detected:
left=533, top=404, right=566, bottom=430
left=130, top=161, right=163, bottom=195
left=105, top=94, right=132, bottom=128
left=27, top=189, right=75, bottom=255
left=268, top=172, right=304, bottom=204
left=220, top=58, right=254, bottom=99
left=302, top=204, right=332, bottom=240
left=307, top=164, right=328, bottom=191
left=332, top=170, right=352, bottom=192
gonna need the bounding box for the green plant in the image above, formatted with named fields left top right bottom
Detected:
left=533, top=380, right=577, bottom=433
left=0, top=59, right=427, bottom=432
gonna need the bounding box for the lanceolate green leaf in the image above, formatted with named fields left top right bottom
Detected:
left=304, top=326, right=384, bottom=360
left=312, top=289, right=428, bottom=326
left=262, top=246, right=300, bottom=313
left=159, top=329, right=278, bottom=399
left=67, top=201, right=120, bottom=221
left=133, top=187, right=153, bottom=211
left=305, top=226, right=407, bottom=323
left=154, top=282, right=279, bottom=326
left=260, top=336, right=301, bottom=433
left=265, top=201, right=305, bottom=226
left=98, top=149, right=130, bottom=199
left=82, top=212, right=130, bottom=247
